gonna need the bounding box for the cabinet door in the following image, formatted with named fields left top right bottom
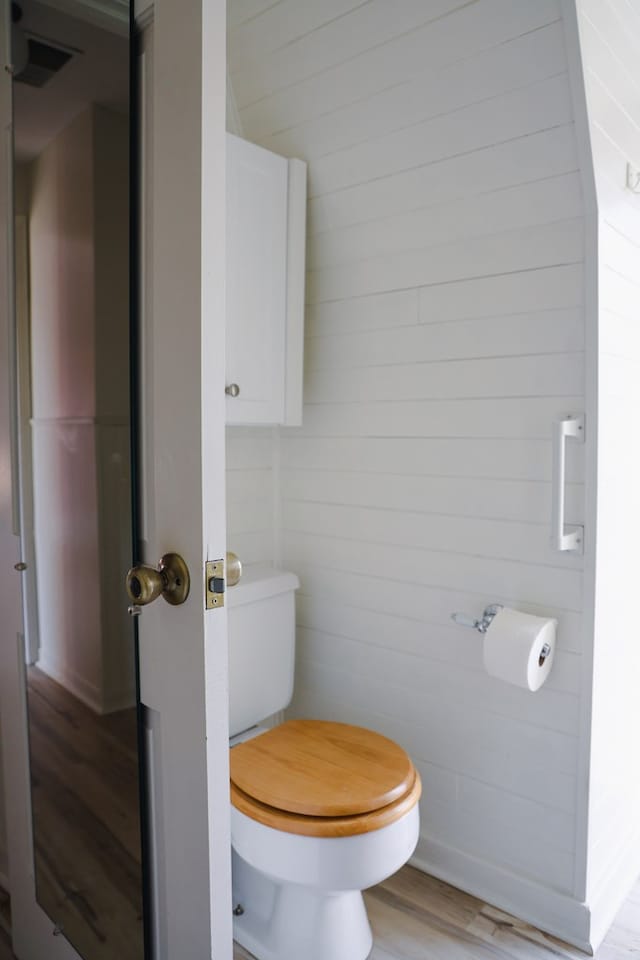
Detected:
left=226, top=134, right=288, bottom=424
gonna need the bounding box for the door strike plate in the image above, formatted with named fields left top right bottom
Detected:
left=205, top=559, right=225, bottom=609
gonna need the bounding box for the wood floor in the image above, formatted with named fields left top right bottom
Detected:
left=4, top=675, right=640, bottom=960
left=3, top=849, right=640, bottom=960
left=231, top=864, right=640, bottom=960
left=24, top=667, right=144, bottom=960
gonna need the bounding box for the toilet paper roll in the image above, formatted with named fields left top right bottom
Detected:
left=483, top=607, right=557, bottom=692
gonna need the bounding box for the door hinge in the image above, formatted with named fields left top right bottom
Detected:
left=205, top=559, right=225, bottom=610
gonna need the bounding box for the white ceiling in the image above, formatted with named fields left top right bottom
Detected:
left=13, top=0, right=129, bottom=162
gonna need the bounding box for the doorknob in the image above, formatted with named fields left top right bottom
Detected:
left=125, top=552, right=190, bottom=606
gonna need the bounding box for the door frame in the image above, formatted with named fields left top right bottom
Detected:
left=0, top=1, right=232, bottom=957
left=135, top=2, right=232, bottom=957
left=14, top=211, right=39, bottom=667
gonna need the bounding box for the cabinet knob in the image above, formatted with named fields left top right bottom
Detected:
left=225, top=383, right=240, bottom=398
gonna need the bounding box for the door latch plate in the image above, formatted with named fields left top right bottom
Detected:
left=205, top=559, right=225, bottom=609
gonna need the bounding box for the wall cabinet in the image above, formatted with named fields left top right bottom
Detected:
left=225, top=133, right=306, bottom=426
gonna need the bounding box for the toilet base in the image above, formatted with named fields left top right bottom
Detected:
left=232, top=851, right=373, bottom=960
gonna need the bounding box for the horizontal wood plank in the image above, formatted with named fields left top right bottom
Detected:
left=309, top=125, right=579, bottom=234
left=282, top=469, right=583, bottom=526
left=303, top=353, right=585, bottom=404
left=279, top=436, right=586, bottom=483
left=236, top=0, right=562, bottom=133
left=284, top=532, right=583, bottom=610
left=309, top=173, right=583, bottom=270
left=261, top=21, right=568, bottom=160
left=306, top=218, right=584, bottom=303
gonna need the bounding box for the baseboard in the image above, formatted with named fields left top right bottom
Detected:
left=100, top=691, right=136, bottom=715
left=37, top=655, right=104, bottom=715
left=587, top=834, right=640, bottom=952
left=410, top=834, right=593, bottom=954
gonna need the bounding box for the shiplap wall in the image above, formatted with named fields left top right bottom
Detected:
left=228, top=0, right=591, bottom=945
left=226, top=427, right=277, bottom=566
left=574, top=0, right=640, bottom=940
left=225, top=78, right=278, bottom=571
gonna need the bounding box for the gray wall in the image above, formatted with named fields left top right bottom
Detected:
left=29, top=104, right=133, bottom=713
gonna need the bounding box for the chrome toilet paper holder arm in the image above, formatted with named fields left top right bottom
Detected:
left=451, top=604, right=553, bottom=663
left=451, top=603, right=503, bottom=634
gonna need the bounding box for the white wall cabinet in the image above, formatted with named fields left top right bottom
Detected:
left=225, top=133, right=306, bottom=426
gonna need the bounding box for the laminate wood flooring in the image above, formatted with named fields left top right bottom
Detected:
left=4, top=671, right=640, bottom=960
left=233, top=864, right=640, bottom=960
left=24, top=667, right=144, bottom=960
left=3, top=851, right=640, bottom=958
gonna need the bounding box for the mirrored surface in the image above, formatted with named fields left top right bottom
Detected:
left=12, top=2, right=145, bottom=958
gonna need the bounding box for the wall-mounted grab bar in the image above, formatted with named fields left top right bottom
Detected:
left=551, top=415, right=584, bottom=553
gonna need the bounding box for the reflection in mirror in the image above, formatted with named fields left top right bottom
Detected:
left=12, top=2, right=145, bottom=958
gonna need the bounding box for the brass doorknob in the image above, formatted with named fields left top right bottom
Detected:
left=227, top=551, right=242, bottom=586
left=125, top=552, right=190, bottom=606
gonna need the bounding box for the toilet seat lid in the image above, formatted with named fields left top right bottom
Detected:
left=229, top=719, right=416, bottom=817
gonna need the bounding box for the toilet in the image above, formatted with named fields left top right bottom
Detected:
left=227, top=566, right=422, bottom=960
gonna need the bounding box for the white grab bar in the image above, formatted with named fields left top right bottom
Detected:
left=551, top=415, right=584, bottom=552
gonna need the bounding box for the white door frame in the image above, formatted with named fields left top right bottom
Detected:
left=14, top=213, right=39, bottom=666
left=0, top=1, right=232, bottom=957
left=137, top=2, right=231, bottom=957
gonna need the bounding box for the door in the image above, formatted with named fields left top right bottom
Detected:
left=0, top=2, right=232, bottom=959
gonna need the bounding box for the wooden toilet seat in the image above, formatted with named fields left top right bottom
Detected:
left=230, top=719, right=422, bottom=838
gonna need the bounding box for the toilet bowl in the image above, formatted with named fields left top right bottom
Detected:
left=229, top=719, right=421, bottom=960
left=227, top=568, right=421, bottom=960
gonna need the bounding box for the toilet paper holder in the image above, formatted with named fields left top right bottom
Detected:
left=451, top=603, right=503, bottom=634
left=451, top=604, right=552, bottom=663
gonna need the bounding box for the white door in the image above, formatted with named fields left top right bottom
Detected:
left=0, top=2, right=232, bottom=959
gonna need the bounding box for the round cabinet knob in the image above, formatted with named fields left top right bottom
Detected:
left=225, top=383, right=240, bottom=398
left=125, top=552, right=190, bottom=607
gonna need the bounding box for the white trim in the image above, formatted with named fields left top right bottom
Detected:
left=272, top=425, right=282, bottom=567
left=559, top=0, right=599, bottom=908
left=36, top=655, right=135, bottom=716
left=134, top=1, right=153, bottom=31
left=1, top=4, right=78, bottom=954
left=15, top=215, right=39, bottom=666
left=201, top=0, right=233, bottom=953
left=37, top=654, right=104, bottom=715
left=226, top=71, right=243, bottom=137
left=36, top=0, right=129, bottom=35
left=283, top=158, right=306, bottom=427
left=30, top=415, right=128, bottom=426
left=587, top=834, right=640, bottom=952
left=411, top=835, right=593, bottom=953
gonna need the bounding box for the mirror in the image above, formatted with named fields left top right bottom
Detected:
left=12, top=2, right=146, bottom=958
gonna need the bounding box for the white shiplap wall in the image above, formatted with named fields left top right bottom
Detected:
left=574, top=0, right=640, bottom=944
left=226, top=427, right=277, bottom=567
left=228, top=0, right=591, bottom=945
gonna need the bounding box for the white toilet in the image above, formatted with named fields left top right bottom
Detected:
left=227, top=566, right=421, bottom=960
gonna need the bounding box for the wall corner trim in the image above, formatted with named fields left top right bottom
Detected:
left=557, top=0, right=599, bottom=913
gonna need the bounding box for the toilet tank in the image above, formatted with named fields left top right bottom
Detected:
left=227, top=565, right=299, bottom=737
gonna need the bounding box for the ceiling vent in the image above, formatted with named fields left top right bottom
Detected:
left=15, top=36, right=74, bottom=88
